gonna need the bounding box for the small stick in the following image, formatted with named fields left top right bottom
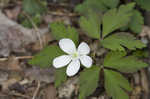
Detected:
left=22, top=12, right=44, bottom=49
left=48, top=2, right=72, bottom=7
left=0, top=56, right=33, bottom=61
left=10, top=92, right=31, bottom=99
left=32, top=81, right=41, bottom=99
left=47, top=11, right=79, bottom=17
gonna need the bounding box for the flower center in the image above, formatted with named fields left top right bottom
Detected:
left=72, top=52, right=78, bottom=58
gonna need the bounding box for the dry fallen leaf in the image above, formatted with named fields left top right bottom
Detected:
left=140, top=69, right=149, bottom=99
left=7, top=56, right=22, bottom=71
left=31, top=33, right=53, bottom=51
left=0, top=10, right=49, bottom=56
left=0, top=56, right=22, bottom=71
left=0, top=70, right=8, bottom=84
left=130, top=86, right=141, bottom=99
left=24, top=67, right=55, bottom=83
left=4, top=5, right=21, bottom=20
left=45, top=84, right=57, bottom=99
left=0, top=25, right=26, bottom=56
left=1, top=78, right=18, bottom=91
left=58, top=77, right=78, bottom=98
left=140, top=26, right=150, bottom=38
left=0, top=70, right=23, bottom=91
left=43, top=14, right=72, bottom=25
left=0, top=0, right=9, bottom=8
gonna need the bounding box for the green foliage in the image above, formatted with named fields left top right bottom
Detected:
left=50, top=22, right=78, bottom=44
left=75, top=0, right=119, bottom=15
left=101, top=33, right=146, bottom=51
left=19, top=14, right=42, bottom=28
left=23, top=0, right=47, bottom=15
left=79, top=66, right=100, bottom=99
left=79, top=12, right=101, bottom=39
left=55, top=67, right=67, bottom=88
left=102, top=3, right=135, bottom=37
left=29, top=45, right=64, bottom=68
left=122, top=10, right=144, bottom=33
left=135, top=0, right=150, bottom=11
left=128, top=10, right=144, bottom=34
left=101, top=0, right=120, bottom=9
left=104, top=51, right=148, bottom=73
left=133, top=50, right=149, bottom=58
left=75, top=0, right=107, bottom=15
left=104, top=69, right=132, bottom=99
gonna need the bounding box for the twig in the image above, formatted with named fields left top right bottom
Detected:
left=47, top=11, right=79, bottom=17
left=10, top=92, right=31, bottom=99
left=32, top=81, right=41, bottom=99
left=19, top=79, right=30, bottom=85
left=48, top=2, right=73, bottom=8
left=0, top=56, right=33, bottom=61
left=22, top=12, right=44, bottom=49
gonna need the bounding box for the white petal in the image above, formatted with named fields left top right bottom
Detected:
left=59, top=38, right=76, bottom=54
left=80, top=55, right=92, bottom=68
left=53, top=55, right=71, bottom=68
left=77, top=42, right=90, bottom=55
left=66, top=60, right=80, bottom=76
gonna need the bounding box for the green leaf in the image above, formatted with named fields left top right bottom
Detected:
left=50, top=22, right=78, bottom=44
left=101, top=32, right=146, bottom=51
left=79, top=66, right=100, bottom=99
left=104, top=51, right=148, bottom=73
left=135, top=0, right=150, bottom=11
left=120, top=10, right=144, bottom=34
left=79, top=12, right=101, bottom=39
left=23, top=0, right=46, bottom=15
left=128, top=10, right=144, bottom=34
left=104, top=69, right=132, bottom=99
left=75, top=0, right=108, bottom=15
left=55, top=67, right=67, bottom=88
left=101, top=0, right=120, bottom=8
left=75, top=0, right=119, bottom=15
left=102, top=3, right=135, bottom=37
left=29, top=45, right=64, bottom=68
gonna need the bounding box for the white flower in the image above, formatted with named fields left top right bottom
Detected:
left=53, top=38, right=93, bottom=76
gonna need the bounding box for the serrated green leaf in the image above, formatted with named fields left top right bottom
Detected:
left=79, top=12, right=101, bottom=39
left=23, top=0, right=46, bottom=15
left=75, top=0, right=108, bottom=15
left=101, top=32, right=146, bottom=51
left=101, top=0, right=119, bottom=8
left=104, top=69, right=132, bottom=99
left=120, top=10, right=144, bottom=33
left=50, top=22, right=78, bottom=44
left=104, top=51, right=148, bottom=73
left=55, top=67, right=67, bottom=88
left=79, top=66, right=100, bottom=99
left=102, top=3, right=135, bottom=37
left=75, top=0, right=119, bottom=15
left=128, top=10, right=144, bottom=34
left=135, top=0, right=150, bottom=11
left=29, top=45, right=64, bottom=68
